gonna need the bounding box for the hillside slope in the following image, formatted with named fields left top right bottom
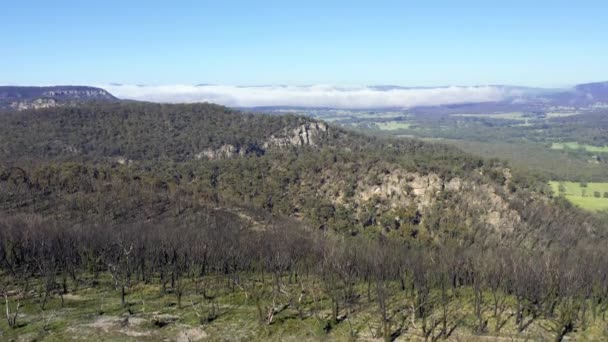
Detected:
left=0, top=101, right=603, bottom=249
left=2, top=101, right=608, bottom=341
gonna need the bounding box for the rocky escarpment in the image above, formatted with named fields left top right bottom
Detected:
left=263, top=122, right=329, bottom=148
left=195, top=144, right=265, bottom=160
left=307, top=165, right=522, bottom=239
left=196, top=122, right=329, bottom=160
left=10, top=98, right=58, bottom=111
left=0, top=86, right=117, bottom=110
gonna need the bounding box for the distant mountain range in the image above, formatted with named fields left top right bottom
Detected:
left=549, top=81, right=608, bottom=105
left=0, top=86, right=116, bottom=110
left=406, top=81, right=608, bottom=115
left=2, top=82, right=608, bottom=112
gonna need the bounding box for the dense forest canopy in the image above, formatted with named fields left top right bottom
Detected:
left=2, top=102, right=592, bottom=244
left=0, top=102, right=319, bottom=161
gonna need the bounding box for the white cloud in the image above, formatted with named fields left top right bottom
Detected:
left=101, top=84, right=518, bottom=109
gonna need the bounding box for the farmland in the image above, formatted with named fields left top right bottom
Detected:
left=278, top=106, right=608, bottom=182
left=374, top=121, right=412, bottom=130
left=550, top=181, right=608, bottom=211
left=452, top=112, right=527, bottom=120
left=551, top=142, right=608, bottom=153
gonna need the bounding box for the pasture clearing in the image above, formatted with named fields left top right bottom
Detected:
left=550, top=181, right=608, bottom=211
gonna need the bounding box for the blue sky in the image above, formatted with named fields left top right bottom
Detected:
left=2, top=0, right=607, bottom=87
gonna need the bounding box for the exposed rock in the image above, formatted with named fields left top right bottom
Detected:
left=78, top=315, right=152, bottom=338
left=474, top=184, right=521, bottom=233
left=315, top=166, right=521, bottom=234
left=444, top=177, right=462, bottom=191
left=151, top=314, right=179, bottom=327
left=354, top=170, right=444, bottom=209
left=115, top=157, right=134, bottom=166
left=264, top=122, right=329, bottom=148
left=44, top=140, right=81, bottom=155
left=177, top=326, right=208, bottom=342
left=194, top=122, right=327, bottom=161
left=195, top=143, right=264, bottom=160
left=196, top=144, right=239, bottom=160
left=0, top=86, right=117, bottom=111
left=42, top=88, right=112, bottom=98
left=10, top=98, right=58, bottom=110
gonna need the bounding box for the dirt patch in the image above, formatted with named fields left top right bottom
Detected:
left=152, top=313, right=179, bottom=327
left=63, top=293, right=85, bottom=301
left=177, top=326, right=208, bottom=342
left=83, top=315, right=152, bottom=337
left=88, top=315, right=116, bottom=332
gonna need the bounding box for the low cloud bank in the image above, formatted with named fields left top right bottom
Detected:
left=102, top=84, right=520, bottom=109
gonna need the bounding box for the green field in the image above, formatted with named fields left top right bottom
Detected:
left=545, top=112, right=580, bottom=118
left=551, top=142, right=608, bottom=153
left=375, top=121, right=412, bottom=130
left=452, top=112, right=526, bottom=120
left=356, top=111, right=407, bottom=119
left=550, top=181, right=608, bottom=211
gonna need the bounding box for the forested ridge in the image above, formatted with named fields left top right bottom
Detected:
left=1, top=102, right=607, bottom=340
left=0, top=102, right=348, bottom=162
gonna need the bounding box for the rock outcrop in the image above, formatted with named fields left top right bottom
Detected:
left=196, top=144, right=243, bottom=160
left=195, top=144, right=265, bottom=160
left=10, top=98, right=58, bottom=110
left=196, top=121, right=329, bottom=160
left=263, top=122, right=329, bottom=149
left=312, top=166, right=521, bottom=235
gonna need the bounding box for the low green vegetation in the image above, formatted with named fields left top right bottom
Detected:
left=305, top=105, right=608, bottom=183
left=356, top=111, right=406, bottom=119
left=545, top=111, right=580, bottom=118
left=550, top=181, right=608, bottom=211
left=2, top=270, right=608, bottom=341
left=433, top=140, right=608, bottom=182
left=375, top=121, right=412, bottom=130
left=2, top=217, right=608, bottom=341
left=452, top=112, right=527, bottom=120
left=551, top=142, right=608, bottom=153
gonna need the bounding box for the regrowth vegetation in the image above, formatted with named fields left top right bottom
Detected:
left=0, top=102, right=607, bottom=340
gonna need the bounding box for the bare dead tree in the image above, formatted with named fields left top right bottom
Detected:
left=2, top=284, right=20, bottom=329
left=106, top=237, right=134, bottom=307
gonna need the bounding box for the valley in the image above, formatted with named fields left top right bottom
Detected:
left=4, top=2, right=608, bottom=340
left=254, top=83, right=608, bottom=213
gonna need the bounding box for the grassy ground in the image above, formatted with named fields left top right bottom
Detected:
left=356, top=112, right=407, bottom=119
left=551, top=142, right=608, bottom=153
left=1, top=273, right=607, bottom=341
left=432, top=139, right=608, bottom=182
left=545, top=111, right=581, bottom=118
left=451, top=112, right=581, bottom=121
left=550, top=181, right=608, bottom=211
left=375, top=121, right=412, bottom=130
left=452, top=112, right=526, bottom=120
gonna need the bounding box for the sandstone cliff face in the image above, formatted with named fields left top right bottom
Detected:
left=41, top=89, right=111, bottom=99
left=263, top=122, right=329, bottom=149
left=10, top=98, right=58, bottom=110
left=188, top=119, right=521, bottom=235
left=309, top=166, right=521, bottom=235
left=195, top=122, right=329, bottom=160
left=195, top=144, right=245, bottom=160
left=0, top=86, right=117, bottom=110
